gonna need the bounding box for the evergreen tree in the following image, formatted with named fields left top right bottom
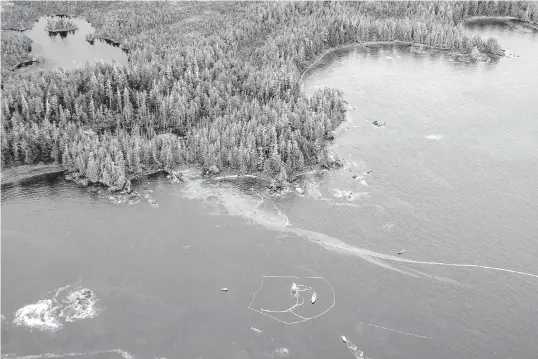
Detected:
left=86, top=153, right=100, bottom=183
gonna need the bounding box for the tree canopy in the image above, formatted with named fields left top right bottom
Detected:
left=2, top=1, right=536, bottom=189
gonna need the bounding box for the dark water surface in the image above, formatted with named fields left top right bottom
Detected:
left=20, top=16, right=127, bottom=72
left=2, top=23, right=538, bottom=359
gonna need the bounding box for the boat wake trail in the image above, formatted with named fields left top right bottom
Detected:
left=179, top=179, right=538, bottom=282
left=359, top=321, right=432, bottom=340
left=1, top=349, right=134, bottom=359
left=285, top=227, right=538, bottom=281
left=356, top=320, right=483, bottom=357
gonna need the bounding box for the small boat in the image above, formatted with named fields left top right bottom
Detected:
left=311, top=291, right=317, bottom=304
left=291, top=282, right=298, bottom=296
left=221, top=288, right=229, bottom=292
left=398, top=249, right=406, bottom=255
left=341, top=335, right=347, bottom=343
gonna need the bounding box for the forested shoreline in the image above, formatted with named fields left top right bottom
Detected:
left=2, top=1, right=537, bottom=191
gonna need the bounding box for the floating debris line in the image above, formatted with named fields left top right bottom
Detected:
left=1, top=349, right=134, bottom=359
left=255, top=190, right=289, bottom=229
left=355, top=319, right=500, bottom=358
left=179, top=177, right=538, bottom=282
left=359, top=321, right=432, bottom=340
left=248, top=276, right=335, bottom=325
left=286, top=227, right=538, bottom=281
left=260, top=282, right=312, bottom=315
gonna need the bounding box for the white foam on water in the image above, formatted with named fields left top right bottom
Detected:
left=289, top=228, right=420, bottom=279
left=286, top=226, right=538, bottom=281
left=331, top=189, right=369, bottom=202
left=181, top=180, right=465, bottom=281
left=53, top=284, right=71, bottom=298
left=328, top=188, right=370, bottom=205
left=332, top=188, right=345, bottom=198
left=12, top=299, right=62, bottom=332
left=308, top=230, right=538, bottom=280
left=305, top=181, right=323, bottom=199
left=12, top=284, right=102, bottom=332
left=356, top=254, right=420, bottom=279
left=350, top=192, right=369, bottom=201
left=179, top=179, right=538, bottom=282
left=425, top=134, right=443, bottom=141
left=343, top=337, right=371, bottom=359
left=273, top=348, right=289, bottom=357
left=58, top=288, right=101, bottom=322
left=180, top=179, right=288, bottom=230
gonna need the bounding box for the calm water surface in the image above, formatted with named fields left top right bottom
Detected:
left=21, top=16, right=127, bottom=72
left=2, top=23, right=538, bottom=359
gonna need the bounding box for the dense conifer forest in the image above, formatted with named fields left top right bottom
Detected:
left=45, top=17, right=79, bottom=32
left=1, top=1, right=537, bottom=190
left=1, top=31, right=33, bottom=70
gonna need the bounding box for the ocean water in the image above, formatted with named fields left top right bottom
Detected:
left=2, top=22, right=538, bottom=359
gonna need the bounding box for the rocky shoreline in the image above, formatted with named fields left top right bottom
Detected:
left=10, top=57, right=40, bottom=71
left=59, top=152, right=344, bottom=204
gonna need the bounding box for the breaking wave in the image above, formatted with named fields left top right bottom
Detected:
left=12, top=299, right=62, bottom=332
left=58, top=288, right=101, bottom=322
left=12, top=283, right=101, bottom=332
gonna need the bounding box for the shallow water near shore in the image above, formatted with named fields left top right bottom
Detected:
left=2, top=23, right=538, bottom=359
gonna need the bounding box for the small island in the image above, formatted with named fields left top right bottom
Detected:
left=44, top=17, right=78, bottom=34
